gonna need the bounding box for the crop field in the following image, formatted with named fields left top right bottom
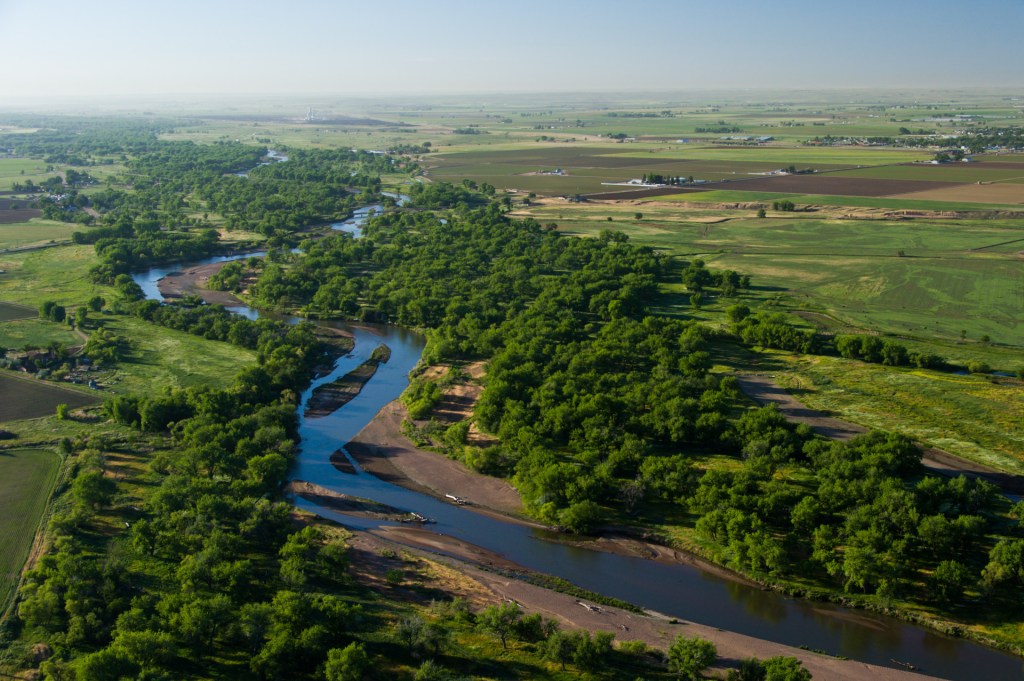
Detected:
left=691, top=174, right=964, bottom=197
left=530, top=199, right=1024, bottom=346
left=0, top=448, right=60, bottom=614
left=0, top=302, right=35, bottom=322
left=831, top=163, right=1024, bottom=184
left=0, top=371, right=100, bottom=421
left=891, top=183, right=1024, bottom=205
left=0, top=197, right=42, bottom=224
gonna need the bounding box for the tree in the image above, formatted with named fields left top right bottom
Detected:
left=55, top=403, right=70, bottom=420
left=762, top=656, right=812, bottom=680
left=324, top=642, right=370, bottom=681
left=72, top=470, right=116, bottom=511
left=88, top=295, right=106, bottom=312
left=757, top=208, right=767, bottom=218
left=544, top=630, right=575, bottom=670
left=476, top=602, right=521, bottom=650
left=667, top=635, right=717, bottom=679
left=931, top=560, right=971, bottom=604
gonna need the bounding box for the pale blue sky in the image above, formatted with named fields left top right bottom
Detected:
left=1, top=0, right=1021, bottom=99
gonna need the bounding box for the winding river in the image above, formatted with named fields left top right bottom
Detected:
left=133, top=208, right=1024, bottom=681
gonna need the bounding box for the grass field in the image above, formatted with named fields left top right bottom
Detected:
left=0, top=220, right=90, bottom=251
left=0, top=318, right=80, bottom=350
left=0, top=448, right=60, bottom=614
left=775, top=354, right=1024, bottom=472
left=0, top=244, right=110, bottom=308
left=0, top=158, right=54, bottom=191
left=0, top=372, right=100, bottom=421
left=98, top=315, right=256, bottom=394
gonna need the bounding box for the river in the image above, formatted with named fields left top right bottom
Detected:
left=133, top=207, right=1024, bottom=681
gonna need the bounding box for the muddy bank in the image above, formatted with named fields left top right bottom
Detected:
left=305, top=344, right=390, bottom=418
left=156, top=260, right=252, bottom=306
left=345, top=400, right=527, bottom=519
left=287, top=480, right=432, bottom=523
left=345, top=527, right=939, bottom=681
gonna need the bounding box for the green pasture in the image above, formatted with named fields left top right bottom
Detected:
left=0, top=158, right=53, bottom=191
left=0, top=220, right=88, bottom=251
left=0, top=448, right=60, bottom=614
left=0, top=244, right=109, bottom=308
left=775, top=355, right=1024, bottom=473
left=98, top=315, right=256, bottom=395
left=0, top=318, right=80, bottom=350
left=538, top=204, right=1024, bottom=346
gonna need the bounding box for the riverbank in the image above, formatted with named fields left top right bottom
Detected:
left=345, top=399, right=767, bottom=589
left=156, top=259, right=254, bottom=306
left=342, top=523, right=941, bottom=681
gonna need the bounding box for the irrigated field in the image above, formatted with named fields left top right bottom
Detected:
left=0, top=372, right=100, bottom=421
left=0, top=219, right=85, bottom=250
left=0, top=448, right=60, bottom=614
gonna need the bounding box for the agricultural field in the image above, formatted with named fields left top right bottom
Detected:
left=0, top=448, right=60, bottom=614
left=525, top=201, right=1024, bottom=348
left=0, top=372, right=99, bottom=421
left=0, top=302, right=35, bottom=322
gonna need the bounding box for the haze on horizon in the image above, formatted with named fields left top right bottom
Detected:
left=2, top=0, right=1022, bottom=103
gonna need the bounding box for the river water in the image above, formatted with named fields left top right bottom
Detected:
left=133, top=209, right=1024, bottom=681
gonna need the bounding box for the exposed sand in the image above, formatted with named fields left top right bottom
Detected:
left=156, top=260, right=251, bottom=306
left=346, top=527, right=941, bottom=681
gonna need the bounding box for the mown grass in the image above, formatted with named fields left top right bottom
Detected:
left=0, top=448, right=60, bottom=614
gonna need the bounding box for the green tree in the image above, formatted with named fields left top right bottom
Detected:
left=55, top=403, right=70, bottom=420
left=324, top=642, right=370, bottom=681
left=763, top=656, right=812, bottom=680
left=667, top=635, right=717, bottom=679
left=476, top=602, right=521, bottom=650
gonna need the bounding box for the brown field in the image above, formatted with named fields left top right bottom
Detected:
left=890, top=183, right=1024, bottom=205
left=0, top=198, right=42, bottom=224
left=697, top=174, right=964, bottom=197
left=584, top=186, right=712, bottom=200
left=0, top=302, right=35, bottom=322
left=0, top=371, right=101, bottom=421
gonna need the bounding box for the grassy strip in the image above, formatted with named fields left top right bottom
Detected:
left=0, top=449, right=60, bottom=616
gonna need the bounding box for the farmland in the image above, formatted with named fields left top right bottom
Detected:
left=0, top=302, right=35, bottom=322
left=0, top=449, right=60, bottom=615
left=0, top=372, right=100, bottom=421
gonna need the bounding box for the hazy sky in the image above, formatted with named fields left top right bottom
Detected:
left=2, top=0, right=1022, bottom=99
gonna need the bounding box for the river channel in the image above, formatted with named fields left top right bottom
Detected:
left=133, top=205, right=1024, bottom=681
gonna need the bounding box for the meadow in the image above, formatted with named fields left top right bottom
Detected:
left=0, top=449, right=60, bottom=615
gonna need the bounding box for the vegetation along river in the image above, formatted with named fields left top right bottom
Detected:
left=132, top=206, right=1024, bottom=681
